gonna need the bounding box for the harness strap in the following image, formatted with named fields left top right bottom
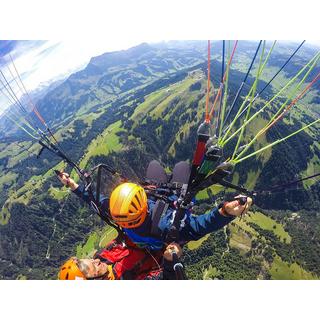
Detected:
left=150, top=200, right=169, bottom=237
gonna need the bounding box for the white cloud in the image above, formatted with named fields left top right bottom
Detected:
left=0, top=39, right=145, bottom=115
left=13, top=40, right=143, bottom=90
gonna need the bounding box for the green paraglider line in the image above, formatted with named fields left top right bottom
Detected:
left=232, top=118, right=320, bottom=164
left=219, top=40, right=277, bottom=146
left=257, top=40, right=306, bottom=97
left=3, top=112, right=38, bottom=140
left=0, top=70, right=31, bottom=119
left=261, top=71, right=320, bottom=132
left=234, top=56, right=320, bottom=161
left=9, top=55, right=60, bottom=145
left=0, top=69, right=40, bottom=133
left=1, top=55, right=77, bottom=182
left=221, top=40, right=306, bottom=139
left=205, top=40, right=211, bottom=122
left=222, top=40, right=263, bottom=128
left=189, top=41, right=320, bottom=204
left=220, top=51, right=320, bottom=147
left=7, top=107, right=38, bottom=135
left=9, top=54, right=47, bottom=127
left=231, top=41, right=271, bottom=159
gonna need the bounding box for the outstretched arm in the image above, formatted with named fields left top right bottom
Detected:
left=57, top=171, right=111, bottom=221
left=179, top=196, right=252, bottom=241
left=56, top=171, right=96, bottom=206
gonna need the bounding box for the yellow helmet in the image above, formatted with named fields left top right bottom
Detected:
left=109, top=183, right=148, bottom=228
left=58, top=258, right=86, bottom=280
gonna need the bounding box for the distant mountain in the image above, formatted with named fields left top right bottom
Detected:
left=32, top=42, right=206, bottom=130
left=29, top=78, right=66, bottom=102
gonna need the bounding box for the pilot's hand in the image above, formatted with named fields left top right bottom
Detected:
left=56, top=171, right=79, bottom=191
left=163, top=243, right=182, bottom=261
left=220, top=195, right=252, bottom=217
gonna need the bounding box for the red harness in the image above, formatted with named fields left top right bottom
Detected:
left=94, top=238, right=164, bottom=280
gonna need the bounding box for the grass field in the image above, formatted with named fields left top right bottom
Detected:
left=270, top=255, right=319, bottom=280
left=0, top=141, right=33, bottom=160
left=0, top=172, right=18, bottom=192
left=76, top=232, right=99, bottom=258
left=203, top=265, right=220, bottom=280
left=77, top=120, right=123, bottom=171
left=13, top=161, right=65, bottom=204
left=233, top=219, right=259, bottom=237
left=0, top=161, right=66, bottom=224
left=228, top=223, right=252, bottom=253
left=7, top=144, right=40, bottom=168
left=245, top=169, right=261, bottom=190
left=187, top=234, right=210, bottom=250
left=48, top=186, right=71, bottom=201
left=76, top=226, right=118, bottom=258
left=0, top=141, right=39, bottom=169
left=0, top=204, right=11, bottom=225
left=302, top=144, right=320, bottom=188
left=130, top=90, right=171, bottom=125
left=79, top=110, right=105, bottom=134
left=244, top=211, right=292, bottom=243
left=241, top=114, right=273, bottom=166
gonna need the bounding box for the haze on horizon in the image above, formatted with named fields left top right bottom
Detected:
left=0, top=39, right=319, bottom=117
left=0, top=39, right=147, bottom=116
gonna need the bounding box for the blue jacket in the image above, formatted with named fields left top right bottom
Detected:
left=73, top=186, right=234, bottom=250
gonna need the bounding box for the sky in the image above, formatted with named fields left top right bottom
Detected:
left=0, top=39, right=147, bottom=115
left=0, top=40, right=149, bottom=90
left=1, top=38, right=319, bottom=116
left=0, top=0, right=319, bottom=115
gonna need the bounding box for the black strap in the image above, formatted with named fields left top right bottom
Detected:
left=259, top=172, right=320, bottom=194
left=219, top=179, right=257, bottom=196
left=187, top=162, right=233, bottom=200
left=150, top=200, right=169, bottom=237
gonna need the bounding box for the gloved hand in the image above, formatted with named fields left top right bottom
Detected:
left=55, top=170, right=79, bottom=191
left=219, top=195, right=253, bottom=217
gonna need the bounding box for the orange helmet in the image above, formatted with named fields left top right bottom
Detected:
left=109, top=183, right=148, bottom=228
left=58, top=258, right=86, bottom=280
